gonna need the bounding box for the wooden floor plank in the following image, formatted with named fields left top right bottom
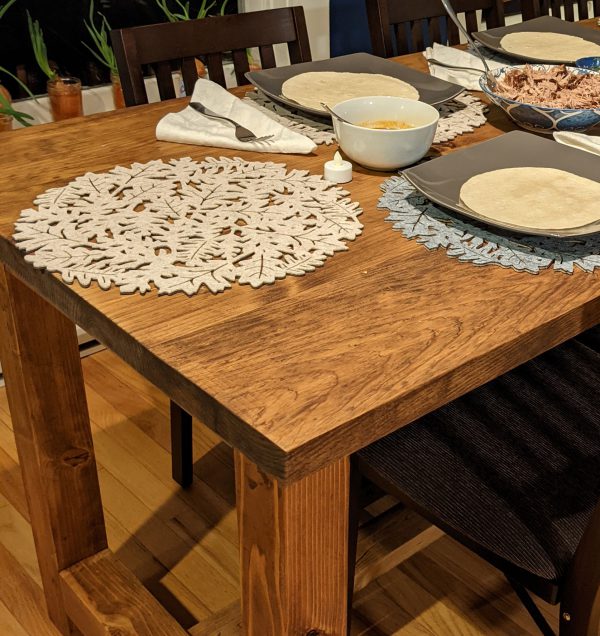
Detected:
left=96, top=468, right=236, bottom=617
left=87, top=394, right=239, bottom=580
left=85, top=354, right=236, bottom=506
left=0, top=600, right=31, bottom=636
left=0, top=349, right=563, bottom=635
left=399, top=549, right=540, bottom=636
left=424, top=538, right=559, bottom=633
left=0, top=494, right=42, bottom=588
left=0, top=541, right=61, bottom=636
left=85, top=382, right=238, bottom=549
left=355, top=505, right=444, bottom=593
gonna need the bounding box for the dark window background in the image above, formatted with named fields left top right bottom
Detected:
left=0, top=0, right=238, bottom=96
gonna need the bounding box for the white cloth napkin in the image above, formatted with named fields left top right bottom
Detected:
left=423, top=43, right=507, bottom=90
left=156, top=78, right=317, bottom=154
left=554, top=131, right=600, bottom=156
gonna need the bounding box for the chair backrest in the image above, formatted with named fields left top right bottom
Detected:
left=521, top=0, right=600, bottom=20
left=366, top=0, right=506, bottom=57
left=111, top=7, right=311, bottom=107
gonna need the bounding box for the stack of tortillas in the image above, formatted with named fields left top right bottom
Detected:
left=500, top=32, right=600, bottom=62
left=281, top=72, right=419, bottom=112
left=460, top=167, right=600, bottom=230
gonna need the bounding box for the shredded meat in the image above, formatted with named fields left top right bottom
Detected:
left=493, top=65, right=600, bottom=108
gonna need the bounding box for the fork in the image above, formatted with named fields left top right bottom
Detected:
left=428, top=58, right=485, bottom=73
left=189, top=101, right=273, bottom=143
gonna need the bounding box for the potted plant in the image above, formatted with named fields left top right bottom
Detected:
left=0, top=0, right=34, bottom=130
left=82, top=0, right=124, bottom=109
left=28, top=11, right=83, bottom=121
left=155, top=0, right=228, bottom=21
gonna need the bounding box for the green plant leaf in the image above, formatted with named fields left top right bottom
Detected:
left=0, top=92, right=34, bottom=127
left=0, top=0, right=18, bottom=21
left=82, top=0, right=118, bottom=74
left=27, top=12, right=56, bottom=80
left=0, top=65, right=36, bottom=99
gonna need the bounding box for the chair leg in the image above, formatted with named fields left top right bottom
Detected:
left=558, top=500, right=600, bottom=636
left=346, top=457, right=362, bottom=635
left=170, top=401, right=193, bottom=488
left=507, top=576, right=556, bottom=636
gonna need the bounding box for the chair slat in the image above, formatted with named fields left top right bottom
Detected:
left=395, top=23, right=410, bottom=55
left=259, top=45, right=277, bottom=70
left=579, top=0, right=591, bottom=18
left=447, top=19, right=460, bottom=46
left=411, top=20, right=424, bottom=53
left=552, top=0, right=562, bottom=16
left=154, top=61, right=177, bottom=101
left=563, top=1, right=575, bottom=20
left=465, top=10, right=478, bottom=35
left=206, top=53, right=226, bottom=88
left=232, top=48, right=250, bottom=86
left=181, top=57, right=198, bottom=97
left=428, top=16, right=442, bottom=48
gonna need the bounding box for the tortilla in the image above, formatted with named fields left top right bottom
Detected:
left=500, top=31, right=600, bottom=62
left=281, top=72, right=419, bottom=112
left=459, top=167, right=600, bottom=230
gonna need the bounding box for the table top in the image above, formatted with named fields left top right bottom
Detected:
left=1, top=32, right=599, bottom=482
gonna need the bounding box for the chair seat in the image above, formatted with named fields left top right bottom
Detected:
left=357, top=336, right=600, bottom=602
left=577, top=324, right=600, bottom=353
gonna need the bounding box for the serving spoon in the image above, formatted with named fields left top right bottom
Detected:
left=440, top=0, right=498, bottom=89
left=321, top=102, right=354, bottom=125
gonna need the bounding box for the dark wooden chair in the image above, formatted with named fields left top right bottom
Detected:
left=110, top=7, right=311, bottom=107
left=111, top=8, right=310, bottom=488
left=521, top=0, right=600, bottom=21
left=366, top=0, right=506, bottom=57
left=353, top=327, right=600, bottom=635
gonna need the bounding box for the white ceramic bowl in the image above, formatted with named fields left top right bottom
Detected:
left=331, top=97, right=439, bottom=171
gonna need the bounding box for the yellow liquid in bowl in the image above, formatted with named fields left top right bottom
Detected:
left=357, top=120, right=414, bottom=130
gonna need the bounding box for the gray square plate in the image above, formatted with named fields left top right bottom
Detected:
left=473, top=16, right=600, bottom=64
left=402, top=130, right=600, bottom=237
left=245, top=52, right=464, bottom=117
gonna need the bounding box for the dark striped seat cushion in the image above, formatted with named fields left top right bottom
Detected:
left=358, top=335, right=600, bottom=599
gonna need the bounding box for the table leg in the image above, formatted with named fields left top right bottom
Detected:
left=0, top=266, right=107, bottom=635
left=235, top=451, right=350, bottom=636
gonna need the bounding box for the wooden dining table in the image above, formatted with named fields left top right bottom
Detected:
left=1, top=20, right=599, bottom=636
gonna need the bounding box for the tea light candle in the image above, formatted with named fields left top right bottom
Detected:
left=324, top=151, right=352, bottom=184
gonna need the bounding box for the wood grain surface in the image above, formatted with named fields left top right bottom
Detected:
left=0, top=265, right=108, bottom=635
left=235, top=452, right=350, bottom=635
left=0, top=24, right=598, bottom=484
left=59, top=549, right=188, bottom=636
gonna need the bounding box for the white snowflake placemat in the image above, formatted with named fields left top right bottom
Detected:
left=379, top=176, right=600, bottom=274
left=13, top=157, right=363, bottom=295
left=243, top=91, right=488, bottom=146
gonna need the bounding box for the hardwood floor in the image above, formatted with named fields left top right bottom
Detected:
left=0, top=348, right=559, bottom=635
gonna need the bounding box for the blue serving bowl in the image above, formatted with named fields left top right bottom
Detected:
left=479, top=65, right=600, bottom=134
left=576, top=56, right=600, bottom=70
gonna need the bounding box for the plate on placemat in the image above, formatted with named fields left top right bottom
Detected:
left=473, top=16, right=600, bottom=64
left=402, top=130, right=600, bottom=237
left=245, top=52, right=464, bottom=117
